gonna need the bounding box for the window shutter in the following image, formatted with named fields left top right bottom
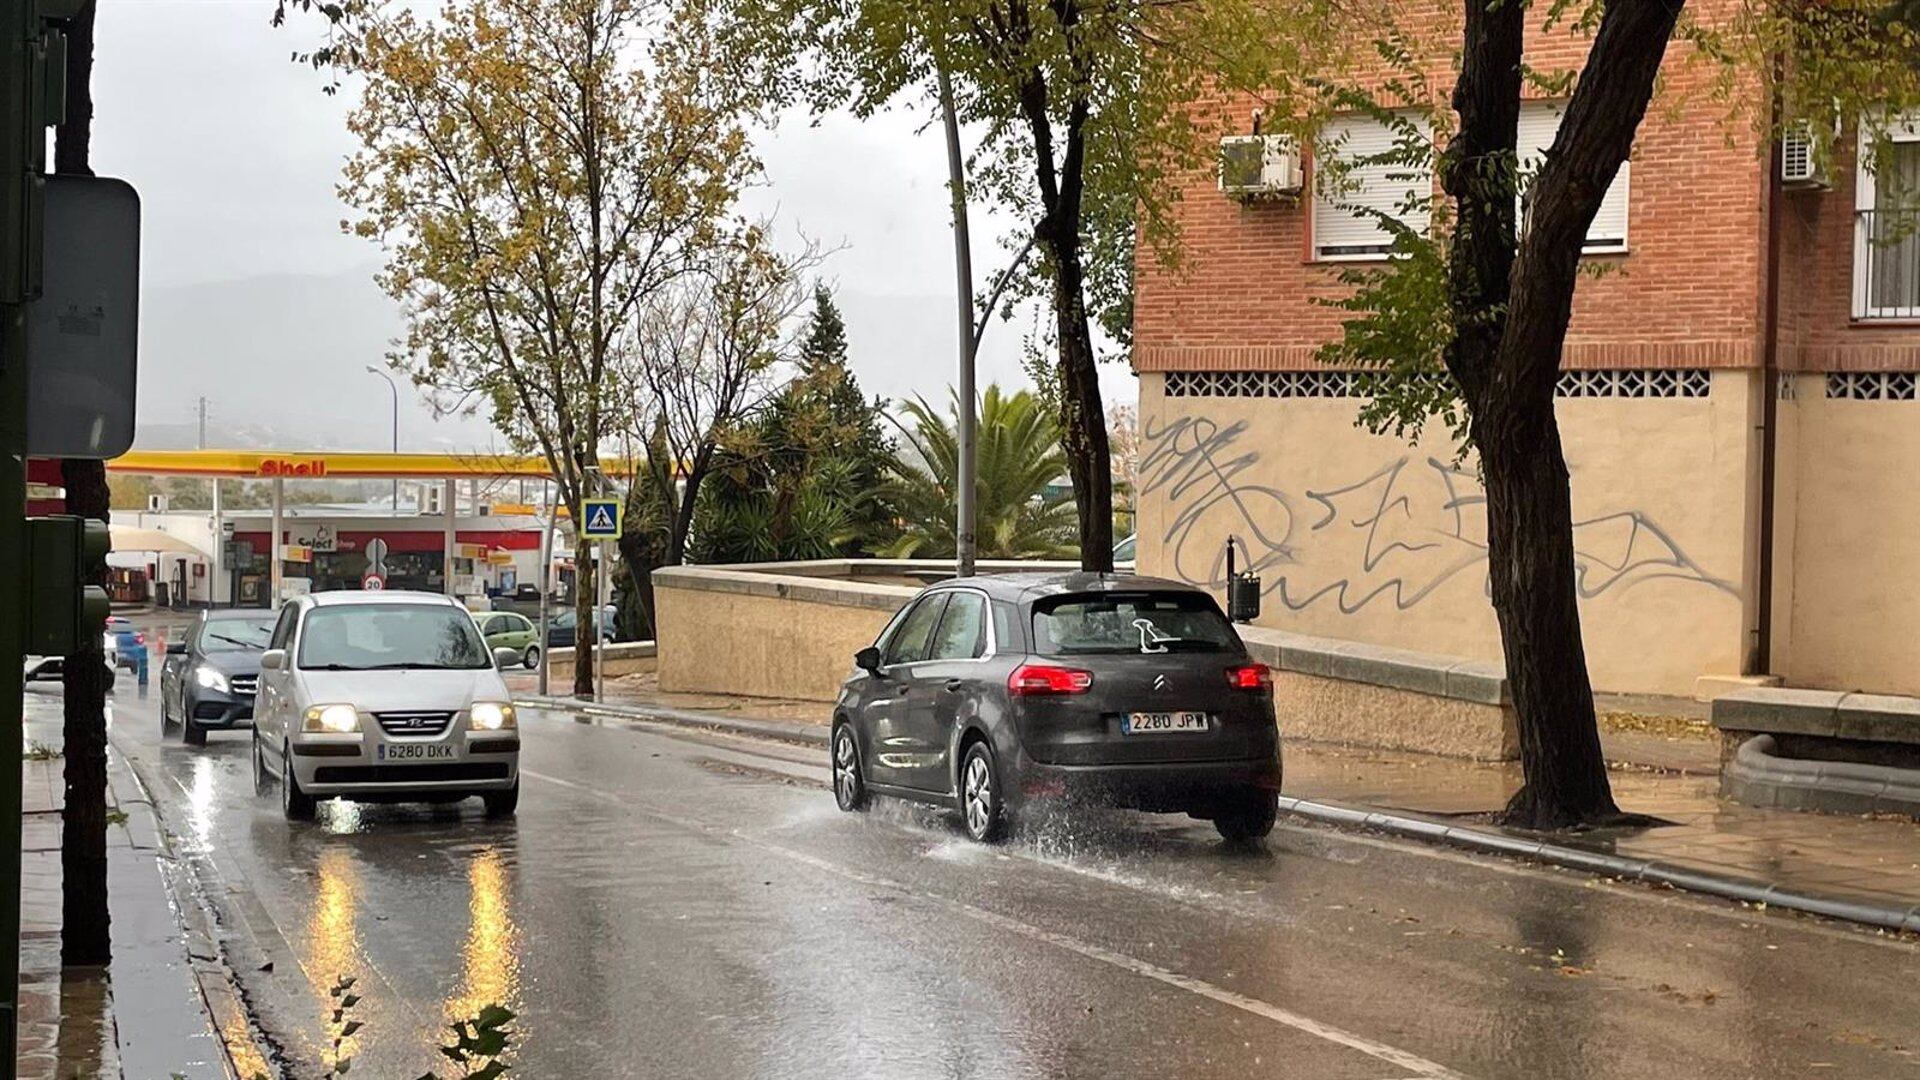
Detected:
left=1518, top=101, right=1630, bottom=252
left=1312, top=113, right=1432, bottom=258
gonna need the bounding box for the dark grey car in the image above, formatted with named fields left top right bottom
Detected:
left=160, top=609, right=276, bottom=746
left=831, top=573, right=1281, bottom=843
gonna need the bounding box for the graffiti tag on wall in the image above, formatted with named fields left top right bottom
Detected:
left=1139, top=413, right=1737, bottom=613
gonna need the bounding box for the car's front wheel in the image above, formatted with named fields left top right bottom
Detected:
left=1213, top=790, right=1277, bottom=843
left=281, top=743, right=316, bottom=821
left=252, top=733, right=271, bottom=796
left=832, top=724, right=868, bottom=812
left=960, top=741, right=1006, bottom=843
left=482, top=781, right=519, bottom=819
left=522, top=645, right=540, bottom=671
left=183, top=702, right=206, bottom=746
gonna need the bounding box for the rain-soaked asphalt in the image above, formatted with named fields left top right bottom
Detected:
left=104, top=688, right=1920, bottom=1080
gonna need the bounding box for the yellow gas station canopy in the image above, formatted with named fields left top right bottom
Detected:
left=106, top=449, right=629, bottom=480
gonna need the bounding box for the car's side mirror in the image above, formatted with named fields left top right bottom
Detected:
left=854, top=646, right=883, bottom=674
left=1228, top=572, right=1262, bottom=624
left=166, top=642, right=187, bottom=656
left=259, top=649, right=285, bottom=671
left=493, top=646, right=521, bottom=670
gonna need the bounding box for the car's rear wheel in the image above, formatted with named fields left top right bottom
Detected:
left=832, top=724, right=868, bottom=812
left=523, top=645, right=541, bottom=671
left=1213, top=790, right=1277, bottom=843
left=281, top=743, right=316, bottom=821
left=160, top=692, right=174, bottom=734
left=483, top=781, right=519, bottom=819
left=960, top=741, right=1006, bottom=843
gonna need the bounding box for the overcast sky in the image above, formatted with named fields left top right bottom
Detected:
left=92, top=0, right=1132, bottom=454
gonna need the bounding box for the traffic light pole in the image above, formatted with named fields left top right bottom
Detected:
left=2, top=0, right=41, bottom=1059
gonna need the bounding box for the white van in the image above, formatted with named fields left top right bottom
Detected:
left=252, top=591, right=521, bottom=820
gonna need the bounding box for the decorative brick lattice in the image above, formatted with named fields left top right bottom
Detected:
left=1824, top=372, right=1919, bottom=401
left=1165, top=369, right=1714, bottom=400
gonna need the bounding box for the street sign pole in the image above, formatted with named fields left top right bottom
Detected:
left=595, top=540, right=609, bottom=705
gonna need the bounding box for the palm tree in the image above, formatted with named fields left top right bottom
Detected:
left=883, top=386, right=1077, bottom=560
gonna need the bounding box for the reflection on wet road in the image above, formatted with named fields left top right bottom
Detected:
left=107, top=694, right=1920, bottom=1079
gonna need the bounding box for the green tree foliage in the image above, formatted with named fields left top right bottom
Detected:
left=728, top=0, right=1351, bottom=572
left=884, top=385, right=1075, bottom=560
left=690, top=287, right=897, bottom=562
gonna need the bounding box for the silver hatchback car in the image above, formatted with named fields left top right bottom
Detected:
left=251, top=591, right=522, bottom=820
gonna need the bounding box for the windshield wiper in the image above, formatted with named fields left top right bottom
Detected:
left=205, top=633, right=265, bottom=649
left=356, top=661, right=483, bottom=671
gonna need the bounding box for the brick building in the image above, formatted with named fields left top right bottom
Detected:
left=1131, top=10, right=1920, bottom=698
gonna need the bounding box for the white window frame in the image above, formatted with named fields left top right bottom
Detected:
left=1517, top=100, right=1631, bottom=255
left=1311, top=111, right=1434, bottom=262
left=1852, top=112, right=1920, bottom=321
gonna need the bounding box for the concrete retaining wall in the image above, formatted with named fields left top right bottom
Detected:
left=547, top=640, right=657, bottom=685
left=654, top=561, right=1520, bottom=759
left=1241, top=628, right=1518, bottom=761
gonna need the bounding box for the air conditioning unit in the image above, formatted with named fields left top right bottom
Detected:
left=1781, top=122, right=1828, bottom=189
left=1219, top=135, right=1301, bottom=199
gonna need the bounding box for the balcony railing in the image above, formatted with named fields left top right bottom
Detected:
left=1857, top=208, right=1920, bottom=320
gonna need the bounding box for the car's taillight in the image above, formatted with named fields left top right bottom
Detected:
left=1008, top=663, right=1093, bottom=695
left=1226, top=663, right=1272, bottom=691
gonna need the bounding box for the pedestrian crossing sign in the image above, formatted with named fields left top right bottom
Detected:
left=581, top=498, right=623, bottom=540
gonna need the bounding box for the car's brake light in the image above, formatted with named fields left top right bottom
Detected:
left=1226, top=663, right=1272, bottom=691
left=1008, top=663, right=1093, bottom=696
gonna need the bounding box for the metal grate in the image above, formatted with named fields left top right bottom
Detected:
left=1164, top=368, right=1713, bottom=399
left=374, top=711, right=456, bottom=737
left=1825, top=372, right=1919, bottom=401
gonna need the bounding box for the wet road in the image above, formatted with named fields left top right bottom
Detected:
left=105, top=689, right=1920, bottom=1079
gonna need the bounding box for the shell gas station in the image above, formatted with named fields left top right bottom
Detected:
left=61, top=449, right=588, bottom=609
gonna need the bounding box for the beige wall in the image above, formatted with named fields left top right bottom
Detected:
left=655, top=581, right=905, bottom=703
left=1136, top=371, right=1758, bottom=697
left=1772, top=385, right=1920, bottom=695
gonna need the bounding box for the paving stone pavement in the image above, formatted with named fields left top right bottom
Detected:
left=14, top=692, right=230, bottom=1080
left=532, top=672, right=1920, bottom=922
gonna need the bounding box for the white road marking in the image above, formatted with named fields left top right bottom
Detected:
left=521, top=767, right=1470, bottom=1080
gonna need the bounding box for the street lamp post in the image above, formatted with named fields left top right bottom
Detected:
left=365, top=366, right=400, bottom=509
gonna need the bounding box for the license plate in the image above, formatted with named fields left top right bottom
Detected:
left=1123, top=711, right=1210, bottom=734
left=377, top=743, right=457, bottom=762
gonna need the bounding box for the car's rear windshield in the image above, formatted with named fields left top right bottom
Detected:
left=1031, top=592, right=1239, bottom=656
left=200, top=614, right=275, bottom=652
left=297, top=605, right=491, bottom=671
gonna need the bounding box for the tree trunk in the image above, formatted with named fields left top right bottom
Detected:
left=1477, top=409, right=1619, bottom=828
left=1449, top=0, right=1683, bottom=827
left=1048, top=232, right=1113, bottom=573
left=56, top=0, right=111, bottom=968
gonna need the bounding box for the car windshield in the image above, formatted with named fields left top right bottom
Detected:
left=296, top=605, right=491, bottom=671
left=1032, top=592, right=1239, bottom=656
left=200, top=615, right=275, bottom=652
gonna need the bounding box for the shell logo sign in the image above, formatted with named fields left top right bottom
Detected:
left=257, top=458, right=328, bottom=478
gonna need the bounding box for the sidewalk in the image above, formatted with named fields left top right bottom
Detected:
left=525, top=674, right=1920, bottom=933
left=15, top=695, right=256, bottom=1079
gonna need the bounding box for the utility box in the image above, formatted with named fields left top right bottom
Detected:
left=24, top=515, right=110, bottom=656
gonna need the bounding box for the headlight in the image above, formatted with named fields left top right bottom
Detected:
left=468, top=702, right=516, bottom=731
left=194, top=666, right=229, bottom=693
left=302, top=704, right=361, bottom=733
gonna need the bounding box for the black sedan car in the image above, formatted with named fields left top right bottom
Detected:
left=831, top=573, right=1281, bottom=843
left=159, top=609, right=276, bottom=746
